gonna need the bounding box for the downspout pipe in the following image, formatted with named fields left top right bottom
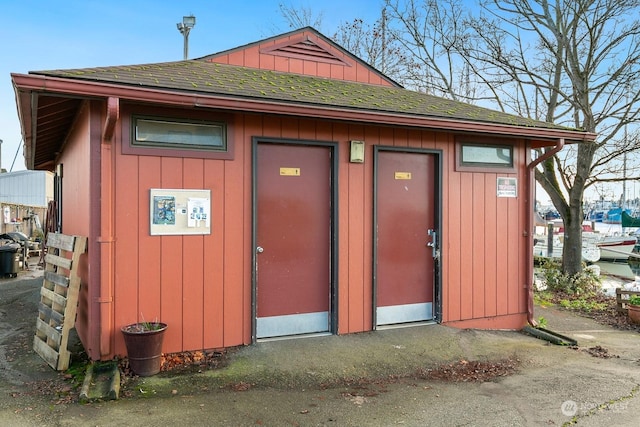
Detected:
left=91, top=96, right=119, bottom=359
left=526, top=138, right=564, bottom=326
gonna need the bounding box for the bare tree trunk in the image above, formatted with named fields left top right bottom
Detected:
left=562, top=203, right=584, bottom=277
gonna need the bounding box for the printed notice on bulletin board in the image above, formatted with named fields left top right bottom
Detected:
left=150, top=188, right=211, bottom=235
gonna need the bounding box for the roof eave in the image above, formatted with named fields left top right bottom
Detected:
left=12, top=77, right=37, bottom=169
left=11, top=73, right=597, bottom=151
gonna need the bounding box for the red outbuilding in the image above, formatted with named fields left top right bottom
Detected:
left=12, top=27, right=595, bottom=361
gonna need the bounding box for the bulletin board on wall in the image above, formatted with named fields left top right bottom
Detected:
left=149, top=188, right=211, bottom=235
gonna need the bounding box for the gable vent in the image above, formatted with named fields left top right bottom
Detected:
left=261, top=36, right=352, bottom=67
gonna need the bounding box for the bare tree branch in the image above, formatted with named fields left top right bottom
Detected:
left=277, top=2, right=324, bottom=30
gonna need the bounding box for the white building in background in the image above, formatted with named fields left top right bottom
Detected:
left=0, top=170, right=54, bottom=236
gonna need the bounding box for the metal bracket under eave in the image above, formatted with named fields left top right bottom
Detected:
left=102, top=97, right=119, bottom=143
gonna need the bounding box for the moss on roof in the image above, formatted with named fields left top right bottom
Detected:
left=33, top=60, right=573, bottom=131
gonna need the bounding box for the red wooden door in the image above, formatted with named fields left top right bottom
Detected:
left=375, top=150, right=436, bottom=326
left=256, top=143, right=332, bottom=338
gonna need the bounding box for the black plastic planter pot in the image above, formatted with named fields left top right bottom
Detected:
left=121, top=323, right=167, bottom=376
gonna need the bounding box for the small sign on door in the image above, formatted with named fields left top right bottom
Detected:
left=394, top=172, right=412, bottom=180
left=280, top=167, right=301, bottom=176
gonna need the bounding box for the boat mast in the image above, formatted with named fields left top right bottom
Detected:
left=623, top=121, right=627, bottom=211
left=623, top=89, right=629, bottom=213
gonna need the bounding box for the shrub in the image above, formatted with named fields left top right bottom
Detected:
left=539, top=258, right=600, bottom=296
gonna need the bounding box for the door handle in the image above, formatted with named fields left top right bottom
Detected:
left=427, top=229, right=439, bottom=260
left=256, top=246, right=264, bottom=253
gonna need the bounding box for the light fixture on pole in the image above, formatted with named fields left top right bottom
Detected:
left=176, top=15, right=196, bottom=60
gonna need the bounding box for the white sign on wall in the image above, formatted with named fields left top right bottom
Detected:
left=497, top=177, right=517, bottom=198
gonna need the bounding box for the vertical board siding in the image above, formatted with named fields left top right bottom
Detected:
left=362, top=126, right=377, bottom=330
left=472, top=174, right=486, bottom=318
left=58, top=107, right=92, bottom=351
left=289, top=57, right=304, bottom=75
left=334, top=122, right=351, bottom=333
left=303, top=60, right=318, bottom=77
left=110, top=110, right=528, bottom=357
left=244, top=48, right=260, bottom=69
left=113, top=138, right=140, bottom=352
left=444, top=145, right=461, bottom=322
left=159, top=157, right=184, bottom=352
left=330, top=63, right=345, bottom=82
left=518, top=147, right=530, bottom=314
left=439, top=139, right=527, bottom=325
left=496, top=195, right=510, bottom=316
left=241, top=116, right=254, bottom=343
left=60, top=108, right=91, bottom=236
left=202, top=158, right=226, bottom=349
left=407, top=129, right=422, bottom=149
left=507, top=183, right=520, bottom=314
left=260, top=49, right=276, bottom=71
left=459, top=173, right=474, bottom=320
left=137, top=156, right=162, bottom=322
left=223, top=117, right=248, bottom=347
left=280, top=117, right=300, bottom=139
left=182, top=158, right=205, bottom=350
left=347, top=124, right=366, bottom=332
left=274, top=55, right=290, bottom=72
left=225, top=50, right=244, bottom=65
left=484, top=173, right=498, bottom=317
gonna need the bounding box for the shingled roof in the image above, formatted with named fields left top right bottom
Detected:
left=31, top=59, right=574, bottom=132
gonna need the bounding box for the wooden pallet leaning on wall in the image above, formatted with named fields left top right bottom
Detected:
left=33, top=233, right=87, bottom=371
